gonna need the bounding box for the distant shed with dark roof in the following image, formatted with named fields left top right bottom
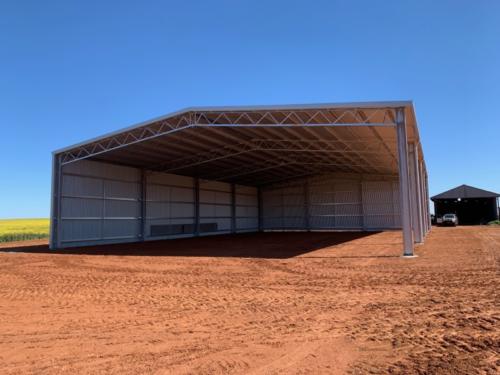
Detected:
left=431, top=184, right=499, bottom=224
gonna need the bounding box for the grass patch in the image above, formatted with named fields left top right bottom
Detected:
left=488, top=220, right=500, bottom=225
left=0, top=218, right=50, bottom=243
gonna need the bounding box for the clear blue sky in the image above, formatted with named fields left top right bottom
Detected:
left=1, top=0, right=499, bottom=218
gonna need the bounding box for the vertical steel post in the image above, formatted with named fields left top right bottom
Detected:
left=360, top=180, right=365, bottom=230
left=304, top=179, right=310, bottom=231
left=391, top=181, right=399, bottom=228
left=409, top=143, right=423, bottom=243
left=422, top=169, right=428, bottom=233
left=396, top=107, right=414, bottom=256
left=425, top=170, right=431, bottom=231
left=258, top=188, right=263, bottom=232
left=100, top=177, right=105, bottom=241
left=419, top=160, right=428, bottom=235
left=194, top=177, right=200, bottom=236
left=418, top=150, right=425, bottom=238
left=49, top=154, right=61, bottom=250
left=332, top=181, right=337, bottom=228
left=140, top=169, right=147, bottom=241
left=231, top=183, right=236, bottom=234
left=418, top=161, right=425, bottom=235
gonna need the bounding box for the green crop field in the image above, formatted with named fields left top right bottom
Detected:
left=0, top=218, right=50, bottom=243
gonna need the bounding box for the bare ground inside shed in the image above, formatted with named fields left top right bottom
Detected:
left=0, top=227, right=498, bottom=374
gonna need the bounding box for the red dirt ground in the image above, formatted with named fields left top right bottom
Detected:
left=0, top=227, right=498, bottom=374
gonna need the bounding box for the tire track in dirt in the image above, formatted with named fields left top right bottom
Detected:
left=0, top=228, right=498, bottom=374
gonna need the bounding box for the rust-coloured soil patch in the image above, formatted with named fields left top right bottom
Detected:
left=0, top=227, right=498, bottom=374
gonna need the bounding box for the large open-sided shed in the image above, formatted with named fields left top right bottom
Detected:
left=50, top=101, right=430, bottom=256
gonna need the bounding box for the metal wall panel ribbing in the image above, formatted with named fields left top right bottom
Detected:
left=59, top=160, right=142, bottom=247
left=392, top=181, right=402, bottom=228
left=53, top=160, right=259, bottom=248
left=199, top=180, right=232, bottom=235
left=262, top=175, right=400, bottom=231
left=145, top=172, right=195, bottom=240
left=309, top=180, right=362, bottom=229
left=362, top=181, right=400, bottom=229
left=262, top=185, right=306, bottom=230
left=235, top=185, right=259, bottom=232
left=308, top=181, right=335, bottom=229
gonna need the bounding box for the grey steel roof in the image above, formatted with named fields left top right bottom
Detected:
left=54, top=101, right=425, bottom=186
left=431, top=185, right=500, bottom=200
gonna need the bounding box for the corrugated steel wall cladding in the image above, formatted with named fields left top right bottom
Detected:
left=145, top=172, right=196, bottom=240
left=55, top=161, right=401, bottom=247
left=262, top=186, right=303, bottom=229
left=56, top=160, right=259, bottom=247
left=262, top=176, right=400, bottom=231
left=362, top=181, right=401, bottom=228
left=199, top=180, right=232, bottom=233
left=60, top=162, right=142, bottom=246
left=235, top=185, right=259, bottom=231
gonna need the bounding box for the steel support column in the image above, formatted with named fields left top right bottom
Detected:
left=409, top=143, right=423, bottom=243
left=49, top=154, right=62, bottom=250
left=422, top=168, right=428, bottom=232
left=425, top=170, right=431, bottom=232
left=258, top=188, right=263, bottom=232
left=140, top=169, right=147, bottom=241
left=360, top=180, right=366, bottom=230
left=418, top=161, right=426, bottom=235
left=419, top=160, right=428, bottom=234
left=396, top=108, right=414, bottom=256
left=304, top=179, right=310, bottom=230
left=194, top=178, right=200, bottom=236
left=231, top=183, right=236, bottom=234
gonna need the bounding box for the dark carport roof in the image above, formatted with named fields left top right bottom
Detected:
left=431, top=184, right=500, bottom=200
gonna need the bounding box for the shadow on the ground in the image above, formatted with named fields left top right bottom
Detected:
left=0, top=231, right=382, bottom=259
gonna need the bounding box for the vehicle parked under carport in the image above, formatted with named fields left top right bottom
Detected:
left=432, top=185, right=499, bottom=225
left=441, top=213, right=458, bottom=226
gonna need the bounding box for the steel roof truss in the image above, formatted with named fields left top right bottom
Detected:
left=59, top=107, right=398, bottom=166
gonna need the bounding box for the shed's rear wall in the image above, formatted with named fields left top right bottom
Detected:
left=54, top=160, right=258, bottom=248
left=262, top=175, right=401, bottom=231
left=52, top=160, right=402, bottom=248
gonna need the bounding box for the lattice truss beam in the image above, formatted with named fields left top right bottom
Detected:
left=59, top=107, right=397, bottom=165
left=151, top=138, right=392, bottom=172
